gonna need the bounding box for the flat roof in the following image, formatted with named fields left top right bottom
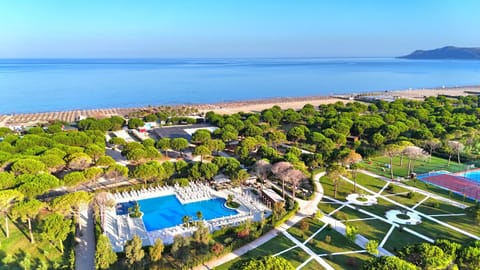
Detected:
left=151, top=124, right=216, bottom=141
left=262, top=188, right=285, bottom=203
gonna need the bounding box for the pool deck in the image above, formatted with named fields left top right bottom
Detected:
left=103, top=183, right=268, bottom=251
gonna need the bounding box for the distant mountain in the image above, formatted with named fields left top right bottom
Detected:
left=399, top=46, right=480, bottom=60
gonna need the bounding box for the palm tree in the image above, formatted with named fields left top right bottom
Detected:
left=182, top=215, right=191, bottom=228
left=196, top=211, right=203, bottom=223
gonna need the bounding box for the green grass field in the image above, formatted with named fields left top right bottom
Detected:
left=305, top=226, right=371, bottom=270
left=362, top=155, right=466, bottom=179
left=287, top=217, right=325, bottom=243
left=302, top=259, right=326, bottom=270
left=382, top=228, right=425, bottom=253
left=0, top=216, right=68, bottom=270
left=215, top=234, right=296, bottom=270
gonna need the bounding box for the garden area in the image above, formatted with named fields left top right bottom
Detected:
left=362, top=155, right=467, bottom=179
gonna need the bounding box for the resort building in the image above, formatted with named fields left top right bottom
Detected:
left=260, top=188, right=285, bottom=208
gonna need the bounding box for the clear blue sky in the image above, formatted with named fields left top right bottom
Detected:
left=1, top=0, right=479, bottom=58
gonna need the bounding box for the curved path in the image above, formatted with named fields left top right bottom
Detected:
left=193, top=172, right=327, bottom=270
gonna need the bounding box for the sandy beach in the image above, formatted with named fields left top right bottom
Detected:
left=1, top=86, right=479, bottom=126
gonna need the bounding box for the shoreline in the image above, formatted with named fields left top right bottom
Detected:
left=1, top=85, right=480, bottom=126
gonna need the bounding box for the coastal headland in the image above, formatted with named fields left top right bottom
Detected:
left=1, top=85, right=479, bottom=126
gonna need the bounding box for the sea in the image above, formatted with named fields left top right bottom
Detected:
left=0, top=58, right=480, bottom=114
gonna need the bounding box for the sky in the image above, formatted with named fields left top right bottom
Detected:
left=0, top=0, right=479, bottom=58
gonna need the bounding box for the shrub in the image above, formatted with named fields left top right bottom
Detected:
left=237, top=229, right=250, bottom=239
left=325, top=235, right=332, bottom=244
left=346, top=257, right=357, bottom=267
left=299, top=219, right=310, bottom=231
left=406, top=192, right=415, bottom=199
left=223, top=237, right=233, bottom=245
left=211, top=242, right=224, bottom=256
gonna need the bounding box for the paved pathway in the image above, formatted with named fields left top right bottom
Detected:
left=282, top=231, right=334, bottom=270
left=75, top=204, right=95, bottom=270
left=359, top=170, right=469, bottom=209
left=193, top=172, right=326, bottom=270
left=341, top=175, right=479, bottom=240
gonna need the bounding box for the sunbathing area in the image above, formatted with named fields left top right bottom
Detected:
left=103, top=183, right=269, bottom=251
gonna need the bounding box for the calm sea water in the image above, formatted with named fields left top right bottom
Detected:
left=1, top=58, right=479, bottom=114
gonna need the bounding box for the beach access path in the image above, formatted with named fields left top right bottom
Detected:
left=75, top=204, right=95, bottom=270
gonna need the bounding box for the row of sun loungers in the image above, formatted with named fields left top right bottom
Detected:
left=113, top=185, right=175, bottom=203
left=174, top=182, right=214, bottom=204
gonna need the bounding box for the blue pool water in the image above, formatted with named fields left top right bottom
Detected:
left=132, top=195, right=237, bottom=231
left=461, top=171, right=480, bottom=184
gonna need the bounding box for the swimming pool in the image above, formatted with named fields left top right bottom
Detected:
left=462, top=170, right=480, bottom=184
left=128, top=195, right=237, bottom=231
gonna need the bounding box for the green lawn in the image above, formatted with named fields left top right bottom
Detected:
left=306, top=227, right=361, bottom=255
left=305, top=227, right=371, bottom=270
left=346, top=219, right=391, bottom=243
left=404, top=218, right=472, bottom=244
left=435, top=215, right=480, bottom=237
left=326, top=253, right=372, bottom=270
left=320, top=176, right=354, bottom=201
left=287, top=217, right=325, bottom=243
left=328, top=206, right=391, bottom=242
left=302, top=259, right=326, bottom=270
left=384, top=192, right=427, bottom=208
left=280, top=248, right=312, bottom=268
left=382, top=228, right=426, bottom=253
left=414, top=198, right=465, bottom=216
left=215, top=234, right=296, bottom=270
left=362, top=155, right=466, bottom=179
left=0, top=217, right=69, bottom=270
left=353, top=172, right=389, bottom=193
left=317, top=201, right=343, bottom=216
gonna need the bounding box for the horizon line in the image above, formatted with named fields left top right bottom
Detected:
left=0, top=56, right=400, bottom=60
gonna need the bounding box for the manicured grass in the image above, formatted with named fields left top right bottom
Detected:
left=385, top=192, right=427, bottom=208
left=287, top=217, right=324, bottom=243
left=305, top=227, right=371, bottom=270
left=414, top=198, right=465, bottom=216
left=328, top=206, right=391, bottom=242
left=215, top=234, right=295, bottom=270
left=281, top=248, right=311, bottom=268
left=302, top=259, right=326, bottom=270
left=325, top=253, right=372, bottom=270
left=405, top=218, right=472, bottom=244
left=362, top=156, right=466, bottom=179
left=353, top=172, right=388, bottom=193
left=382, top=228, right=425, bottom=253
left=320, top=176, right=353, bottom=201
left=357, top=197, right=397, bottom=217
left=317, top=201, right=343, bottom=215
left=306, top=227, right=361, bottom=255
left=346, top=219, right=391, bottom=242
left=331, top=205, right=371, bottom=220
left=435, top=215, right=480, bottom=236
left=0, top=217, right=67, bottom=270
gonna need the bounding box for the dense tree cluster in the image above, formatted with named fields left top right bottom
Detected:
left=364, top=239, right=480, bottom=270
left=206, top=96, right=480, bottom=168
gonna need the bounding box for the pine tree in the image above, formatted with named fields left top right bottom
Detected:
left=95, top=234, right=117, bottom=269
